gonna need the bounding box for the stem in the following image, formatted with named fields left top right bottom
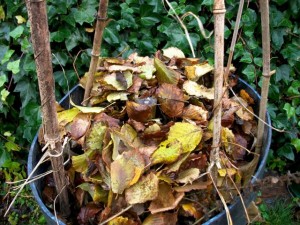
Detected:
left=211, top=0, right=226, bottom=180
left=255, top=0, right=271, bottom=155
left=25, top=1, right=70, bottom=217
left=224, top=0, right=245, bottom=82
left=83, top=0, right=109, bottom=106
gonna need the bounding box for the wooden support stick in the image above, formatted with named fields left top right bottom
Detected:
left=255, top=0, right=272, bottom=154
left=25, top=0, right=70, bottom=217
left=83, top=0, right=109, bottom=106
left=211, top=0, right=226, bottom=180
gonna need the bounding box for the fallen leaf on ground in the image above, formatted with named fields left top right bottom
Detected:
left=125, top=173, right=159, bottom=204
left=156, top=83, right=185, bottom=117
left=183, top=80, right=215, bottom=100
left=111, top=149, right=145, bottom=194
left=149, top=182, right=184, bottom=214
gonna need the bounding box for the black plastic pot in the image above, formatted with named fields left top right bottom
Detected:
left=28, top=78, right=272, bottom=225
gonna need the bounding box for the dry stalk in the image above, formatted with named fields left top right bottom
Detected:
left=83, top=0, right=109, bottom=106
left=210, top=0, right=226, bottom=182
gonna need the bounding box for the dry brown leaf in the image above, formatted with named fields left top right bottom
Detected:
left=126, top=100, right=156, bottom=122
left=174, top=180, right=212, bottom=192
left=182, top=104, right=208, bottom=121
left=142, top=212, right=177, bottom=225
left=70, top=113, right=91, bottom=140
left=156, top=83, right=184, bottom=118
left=149, top=182, right=184, bottom=214
left=77, top=203, right=101, bottom=225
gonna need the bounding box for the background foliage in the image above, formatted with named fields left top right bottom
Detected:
left=0, top=0, right=299, bottom=223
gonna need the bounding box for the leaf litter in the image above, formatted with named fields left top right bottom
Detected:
left=42, top=49, right=259, bottom=224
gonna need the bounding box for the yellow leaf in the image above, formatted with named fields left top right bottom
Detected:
left=108, top=216, right=137, bottom=225
left=111, top=150, right=145, bottom=194
left=72, top=149, right=95, bottom=173
left=85, top=27, right=94, bottom=33
left=185, top=62, right=213, bottom=81
left=70, top=99, right=105, bottom=113
left=85, top=122, right=106, bottom=151
left=125, top=173, right=159, bottom=204
left=183, top=80, right=215, bottom=100
left=57, top=107, right=80, bottom=126
left=182, top=203, right=202, bottom=219
left=151, top=122, right=202, bottom=165
left=221, top=127, right=235, bottom=154
left=154, top=57, right=179, bottom=85
left=15, top=15, right=26, bottom=24
left=218, top=168, right=237, bottom=177
left=0, top=6, right=5, bottom=21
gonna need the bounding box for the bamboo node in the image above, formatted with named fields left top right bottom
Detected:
left=91, top=51, right=100, bottom=57
left=27, top=0, right=45, bottom=2
left=94, top=13, right=108, bottom=21
left=213, top=9, right=226, bottom=14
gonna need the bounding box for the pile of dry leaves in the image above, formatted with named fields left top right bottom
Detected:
left=41, top=48, right=258, bottom=225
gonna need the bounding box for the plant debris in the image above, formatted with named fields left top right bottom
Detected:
left=41, top=49, right=259, bottom=224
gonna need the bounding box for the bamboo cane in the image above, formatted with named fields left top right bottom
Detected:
left=239, top=0, right=272, bottom=185
left=83, top=0, right=109, bottom=106
left=25, top=0, right=70, bottom=217
left=255, top=0, right=272, bottom=156
left=224, top=0, right=244, bottom=82
left=210, top=0, right=226, bottom=181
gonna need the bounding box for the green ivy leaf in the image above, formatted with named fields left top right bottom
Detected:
left=9, top=25, right=24, bottom=39
left=287, top=81, right=300, bottom=96
left=7, top=59, right=20, bottom=74
left=0, top=75, right=7, bottom=87
left=283, top=103, right=295, bottom=119
left=51, top=27, right=72, bottom=42
left=14, top=80, right=36, bottom=107
left=254, top=57, right=263, bottom=67
left=292, top=139, right=300, bottom=152
left=1, top=50, right=15, bottom=64
left=275, top=64, right=290, bottom=84
left=140, top=17, right=160, bottom=27
left=5, top=141, right=20, bottom=152
left=240, top=51, right=252, bottom=63
left=1, top=89, right=9, bottom=102
left=278, top=144, right=294, bottom=161
left=242, top=65, right=256, bottom=83
left=272, top=28, right=288, bottom=50
left=103, top=25, right=120, bottom=45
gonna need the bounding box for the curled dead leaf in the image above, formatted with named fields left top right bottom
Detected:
left=156, top=83, right=185, bottom=118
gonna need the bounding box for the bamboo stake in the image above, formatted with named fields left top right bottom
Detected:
left=83, top=0, right=109, bottom=106
left=224, top=0, right=244, bottom=82
left=25, top=0, right=70, bottom=217
left=255, top=0, right=272, bottom=156
left=210, top=0, right=226, bottom=180
left=239, top=0, right=272, bottom=185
